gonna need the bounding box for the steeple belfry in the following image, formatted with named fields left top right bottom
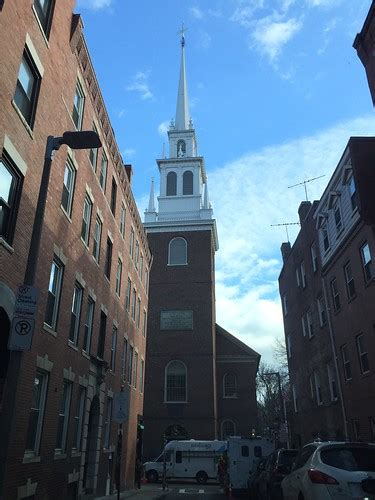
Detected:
left=175, top=24, right=190, bottom=131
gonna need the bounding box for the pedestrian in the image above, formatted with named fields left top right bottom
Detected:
left=217, top=453, right=229, bottom=490
left=135, top=457, right=144, bottom=489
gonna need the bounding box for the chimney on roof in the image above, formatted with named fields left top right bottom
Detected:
left=298, top=201, right=312, bottom=224
left=281, top=242, right=292, bottom=263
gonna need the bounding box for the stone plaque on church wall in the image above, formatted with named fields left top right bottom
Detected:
left=160, top=310, right=193, bottom=330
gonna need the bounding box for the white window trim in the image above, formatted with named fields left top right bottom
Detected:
left=168, top=237, right=188, bottom=266
left=223, top=373, right=238, bottom=399
left=164, top=360, right=187, bottom=403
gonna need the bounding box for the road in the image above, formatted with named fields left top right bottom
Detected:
left=163, top=483, right=226, bottom=499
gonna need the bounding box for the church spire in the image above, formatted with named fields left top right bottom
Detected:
left=147, top=177, right=156, bottom=212
left=175, top=23, right=190, bottom=131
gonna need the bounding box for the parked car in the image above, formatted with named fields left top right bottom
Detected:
left=281, top=441, right=375, bottom=499
left=258, top=449, right=299, bottom=499
left=248, top=457, right=267, bottom=499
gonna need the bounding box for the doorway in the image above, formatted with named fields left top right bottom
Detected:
left=83, top=395, right=100, bottom=493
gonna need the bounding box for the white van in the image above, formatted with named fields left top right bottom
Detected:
left=144, top=439, right=227, bottom=484
left=227, top=437, right=274, bottom=494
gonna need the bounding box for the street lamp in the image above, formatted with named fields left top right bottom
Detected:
left=24, top=130, right=101, bottom=286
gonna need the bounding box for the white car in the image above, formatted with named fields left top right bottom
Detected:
left=281, top=441, right=375, bottom=500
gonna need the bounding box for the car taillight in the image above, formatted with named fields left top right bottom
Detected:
left=308, top=469, right=338, bottom=485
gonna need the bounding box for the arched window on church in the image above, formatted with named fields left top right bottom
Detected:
left=221, top=420, right=236, bottom=440
left=165, top=360, right=187, bottom=402
left=166, top=171, right=177, bottom=196
left=177, top=140, right=186, bottom=157
left=168, top=237, right=187, bottom=266
left=183, top=171, right=193, bottom=195
left=223, top=373, right=237, bottom=398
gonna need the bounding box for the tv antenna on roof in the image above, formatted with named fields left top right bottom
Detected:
left=270, top=222, right=300, bottom=242
left=288, top=175, right=325, bottom=202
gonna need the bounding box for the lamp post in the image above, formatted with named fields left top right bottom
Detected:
left=0, top=131, right=101, bottom=499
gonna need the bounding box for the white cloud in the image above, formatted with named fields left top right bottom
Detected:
left=305, top=0, right=343, bottom=7
left=230, top=1, right=265, bottom=27
left=251, top=15, right=303, bottom=61
left=123, top=148, right=136, bottom=159
left=318, top=17, right=338, bottom=55
left=190, top=6, right=203, bottom=19
left=126, top=71, right=153, bottom=100
left=209, top=114, right=375, bottom=362
left=199, top=31, right=212, bottom=49
left=118, top=109, right=126, bottom=118
left=158, top=120, right=170, bottom=137
left=76, top=0, right=112, bottom=9
left=208, top=8, right=223, bottom=18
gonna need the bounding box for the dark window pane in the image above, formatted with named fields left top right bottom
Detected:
left=321, top=447, right=375, bottom=471
left=166, top=172, right=177, bottom=196
left=183, top=171, right=193, bottom=195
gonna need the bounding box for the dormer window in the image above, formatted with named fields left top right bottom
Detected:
left=177, top=140, right=186, bottom=158
left=166, top=171, right=177, bottom=196
left=183, top=171, right=193, bottom=195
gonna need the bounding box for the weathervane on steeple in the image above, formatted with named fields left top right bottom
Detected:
left=178, top=22, right=187, bottom=47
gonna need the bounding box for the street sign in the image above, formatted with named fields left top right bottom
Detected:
left=113, top=389, right=130, bottom=423
left=8, top=285, right=39, bottom=351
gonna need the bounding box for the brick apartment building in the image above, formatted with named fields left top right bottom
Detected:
left=279, top=140, right=375, bottom=445
left=279, top=201, right=345, bottom=446
left=0, top=1, right=151, bottom=498
left=142, top=34, right=260, bottom=463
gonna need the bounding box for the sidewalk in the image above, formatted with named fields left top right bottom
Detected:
left=84, top=484, right=170, bottom=500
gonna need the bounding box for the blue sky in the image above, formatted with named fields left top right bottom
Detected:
left=76, top=0, right=375, bottom=363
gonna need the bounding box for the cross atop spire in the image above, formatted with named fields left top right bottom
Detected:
left=175, top=23, right=190, bottom=130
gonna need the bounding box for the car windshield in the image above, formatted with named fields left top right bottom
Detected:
left=279, top=450, right=298, bottom=466
left=320, top=447, right=375, bottom=472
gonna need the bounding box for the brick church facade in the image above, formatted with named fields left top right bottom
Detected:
left=142, top=33, right=260, bottom=461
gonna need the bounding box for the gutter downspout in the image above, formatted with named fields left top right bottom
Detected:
left=322, top=275, right=349, bottom=440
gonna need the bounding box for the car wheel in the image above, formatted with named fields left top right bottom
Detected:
left=146, top=470, right=159, bottom=483
left=196, top=471, right=208, bottom=484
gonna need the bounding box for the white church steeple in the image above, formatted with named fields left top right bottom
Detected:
left=144, top=27, right=218, bottom=250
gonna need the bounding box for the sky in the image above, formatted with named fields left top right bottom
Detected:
left=75, top=0, right=375, bottom=364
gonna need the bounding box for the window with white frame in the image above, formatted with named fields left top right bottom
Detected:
left=360, top=242, right=372, bottom=283
left=133, top=351, right=138, bottom=388
left=33, top=0, right=55, bottom=38
left=128, top=345, right=134, bottom=385
left=142, top=310, right=147, bottom=337
left=140, top=253, right=143, bottom=281
left=73, top=387, right=86, bottom=451
left=341, top=344, right=352, bottom=380
left=110, top=324, right=117, bottom=372
left=333, top=199, right=343, bottom=234
left=314, top=371, right=323, bottom=405
left=125, top=277, right=131, bottom=311
left=45, top=257, right=64, bottom=330
left=14, top=48, right=41, bottom=128
left=99, top=151, right=107, bottom=191
left=115, top=258, right=122, bottom=296
left=0, top=155, right=23, bottom=245
left=136, top=297, right=141, bottom=328
left=330, top=278, right=341, bottom=313
left=356, top=334, right=370, bottom=374
left=131, top=288, right=136, bottom=321
left=105, top=237, right=113, bottom=280
left=72, top=80, right=85, bottom=130
left=223, top=373, right=237, bottom=398
left=25, top=370, right=48, bottom=455
left=301, top=315, right=307, bottom=337
left=89, top=123, right=99, bottom=170
left=83, top=296, right=95, bottom=353
left=310, top=243, right=318, bottom=272
left=121, top=337, right=128, bottom=382
left=307, top=309, right=314, bottom=338
left=317, top=296, right=327, bottom=327
left=295, top=268, right=300, bottom=287
left=344, top=261, right=356, bottom=300
left=327, top=364, right=338, bottom=401
left=68, top=282, right=83, bottom=345
left=81, top=194, right=92, bottom=245
left=61, top=158, right=75, bottom=216
left=92, top=216, right=102, bottom=262
left=135, top=240, right=140, bottom=269
left=287, top=334, right=292, bottom=358
left=103, top=397, right=112, bottom=448
left=97, top=311, right=107, bottom=359
left=183, top=170, right=193, bottom=195
left=221, top=420, right=236, bottom=440
left=165, top=361, right=187, bottom=402
left=140, top=359, right=144, bottom=393
left=119, top=204, right=126, bottom=237
left=322, top=222, right=330, bottom=252
left=348, top=175, right=357, bottom=211
left=129, top=227, right=135, bottom=258
left=56, top=380, right=72, bottom=453
left=168, top=237, right=187, bottom=266
left=300, top=261, right=306, bottom=288
left=292, top=385, right=298, bottom=413
left=309, top=375, right=314, bottom=399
